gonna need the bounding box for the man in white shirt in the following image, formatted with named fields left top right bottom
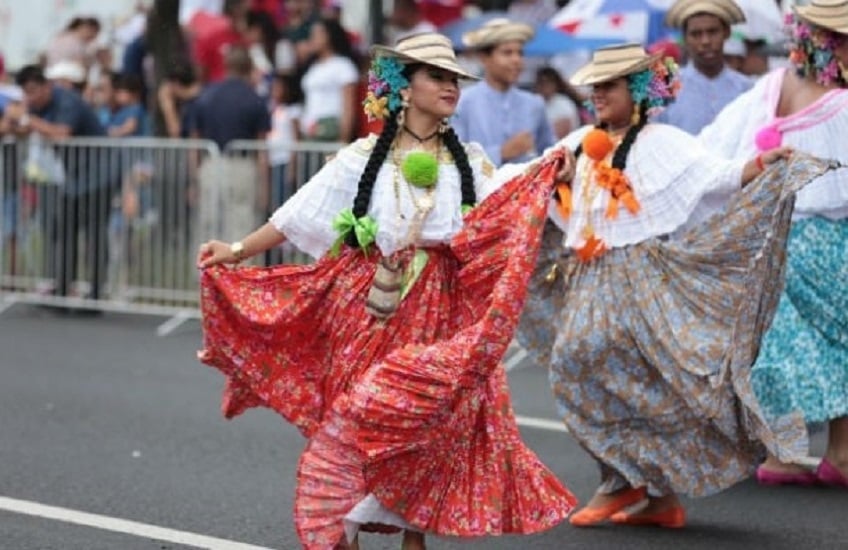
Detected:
left=453, top=19, right=554, bottom=166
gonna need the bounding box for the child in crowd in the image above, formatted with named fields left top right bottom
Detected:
left=104, top=73, right=152, bottom=296
left=266, top=72, right=303, bottom=264
left=107, top=74, right=147, bottom=138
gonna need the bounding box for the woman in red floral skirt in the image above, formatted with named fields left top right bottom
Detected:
left=196, top=32, right=576, bottom=549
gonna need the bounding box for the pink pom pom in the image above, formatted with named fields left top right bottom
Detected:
left=755, top=126, right=782, bottom=151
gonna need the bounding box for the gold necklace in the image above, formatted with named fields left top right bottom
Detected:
left=391, top=139, right=440, bottom=246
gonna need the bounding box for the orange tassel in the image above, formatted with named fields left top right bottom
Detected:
left=621, top=191, right=640, bottom=214
left=555, top=183, right=572, bottom=219
left=576, top=234, right=607, bottom=263
left=605, top=197, right=619, bottom=219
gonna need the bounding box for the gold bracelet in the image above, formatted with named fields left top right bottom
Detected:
left=230, top=241, right=245, bottom=262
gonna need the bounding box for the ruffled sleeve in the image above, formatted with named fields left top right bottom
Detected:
left=550, top=124, right=747, bottom=249
left=269, top=138, right=371, bottom=259
left=465, top=142, right=499, bottom=201
left=270, top=137, right=503, bottom=259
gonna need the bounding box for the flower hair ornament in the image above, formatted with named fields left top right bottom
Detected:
left=754, top=13, right=848, bottom=152
left=785, top=12, right=848, bottom=88
left=363, top=57, right=410, bottom=121
left=627, top=57, right=681, bottom=118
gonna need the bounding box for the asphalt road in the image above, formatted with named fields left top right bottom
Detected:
left=1, top=304, right=846, bottom=550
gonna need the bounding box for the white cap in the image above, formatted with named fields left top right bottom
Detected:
left=723, top=35, right=746, bottom=57
left=0, top=84, right=24, bottom=102
left=45, top=61, right=87, bottom=83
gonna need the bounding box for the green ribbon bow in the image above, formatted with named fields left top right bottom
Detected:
left=331, top=208, right=378, bottom=256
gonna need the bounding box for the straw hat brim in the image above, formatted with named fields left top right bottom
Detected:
left=793, top=3, right=848, bottom=35
left=664, top=0, right=746, bottom=28
left=570, top=52, right=662, bottom=86
left=370, top=44, right=479, bottom=81
left=462, top=21, right=535, bottom=50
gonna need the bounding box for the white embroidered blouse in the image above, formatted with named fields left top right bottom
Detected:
left=699, top=67, right=848, bottom=220
left=536, top=123, right=746, bottom=251
left=270, top=136, right=498, bottom=259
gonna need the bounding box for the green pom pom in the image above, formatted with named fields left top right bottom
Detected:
left=401, top=151, right=439, bottom=188
left=461, top=204, right=474, bottom=215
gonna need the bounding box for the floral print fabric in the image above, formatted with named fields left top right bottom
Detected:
left=518, top=154, right=837, bottom=497
left=752, top=217, right=848, bottom=423
left=199, top=152, right=576, bottom=548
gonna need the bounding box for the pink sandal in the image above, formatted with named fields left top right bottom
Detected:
left=816, top=458, right=848, bottom=488
left=755, top=465, right=819, bottom=486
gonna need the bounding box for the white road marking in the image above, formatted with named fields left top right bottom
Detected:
left=504, top=348, right=529, bottom=372
left=0, top=496, right=276, bottom=550
left=515, top=415, right=569, bottom=433
left=157, top=311, right=194, bottom=337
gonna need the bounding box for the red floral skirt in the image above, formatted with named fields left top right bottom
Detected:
left=199, top=152, right=576, bottom=548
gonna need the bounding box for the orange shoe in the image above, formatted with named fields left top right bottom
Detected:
left=610, top=506, right=686, bottom=528
left=568, top=487, right=647, bottom=527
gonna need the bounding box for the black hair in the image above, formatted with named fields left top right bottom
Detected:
left=15, top=65, right=47, bottom=87
left=107, top=70, right=121, bottom=88
left=114, top=73, right=144, bottom=96
left=610, top=102, right=649, bottom=171
left=345, top=110, right=400, bottom=247
left=66, top=17, right=85, bottom=31
left=345, top=64, right=477, bottom=248
left=224, top=0, right=248, bottom=17
left=247, top=9, right=281, bottom=63
left=536, top=66, right=567, bottom=94
left=313, top=18, right=359, bottom=66
left=682, top=13, right=730, bottom=35
left=536, top=66, right=588, bottom=107
left=84, top=17, right=102, bottom=32
left=166, top=63, right=197, bottom=87
left=271, top=72, right=305, bottom=105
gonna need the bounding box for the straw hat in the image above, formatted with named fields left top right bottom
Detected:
left=570, top=44, right=661, bottom=86
left=664, top=0, right=746, bottom=29
left=462, top=18, right=535, bottom=50
left=794, top=0, right=848, bottom=35
left=371, top=33, right=478, bottom=80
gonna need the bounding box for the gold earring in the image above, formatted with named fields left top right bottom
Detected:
left=438, top=118, right=449, bottom=134
left=839, top=60, right=848, bottom=81
left=631, top=105, right=641, bottom=126
left=397, top=98, right=410, bottom=126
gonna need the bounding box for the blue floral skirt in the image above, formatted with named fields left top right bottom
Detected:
left=751, top=217, right=848, bottom=424
left=518, top=155, right=836, bottom=497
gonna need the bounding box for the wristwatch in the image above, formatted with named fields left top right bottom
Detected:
left=230, top=241, right=245, bottom=262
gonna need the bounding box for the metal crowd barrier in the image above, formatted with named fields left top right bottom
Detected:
left=0, top=136, right=342, bottom=321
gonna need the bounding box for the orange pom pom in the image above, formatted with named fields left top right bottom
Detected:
left=582, top=128, right=615, bottom=161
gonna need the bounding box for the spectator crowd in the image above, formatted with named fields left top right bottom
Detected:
left=0, top=0, right=788, bottom=305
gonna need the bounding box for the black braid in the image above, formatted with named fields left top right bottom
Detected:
left=345, top=110, right=400, bottom=247
left=441, top=126, right=476, bottom=206
left=611, top=102, right=649, bottom=171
